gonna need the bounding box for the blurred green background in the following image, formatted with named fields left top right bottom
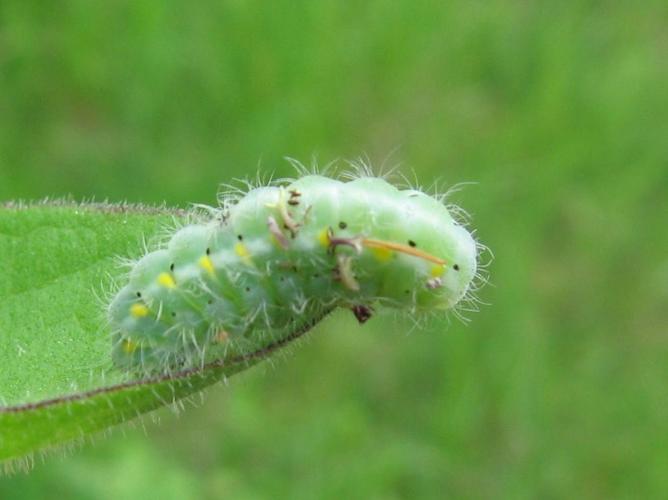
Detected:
left=1, top=1, right=667, bottom=498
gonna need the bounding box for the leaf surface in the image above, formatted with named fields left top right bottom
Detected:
left=0, top=203, right=325, bottom=466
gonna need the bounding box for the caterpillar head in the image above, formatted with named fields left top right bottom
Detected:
left=369, top=185, right=479, bottom=312
left=430, top=223, right=478, bottom=309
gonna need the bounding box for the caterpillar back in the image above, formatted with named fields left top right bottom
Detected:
left=108, top=172, right=482, bottom=373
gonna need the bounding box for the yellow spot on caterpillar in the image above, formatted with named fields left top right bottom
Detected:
left=371, top=246, right=394, bottom=262
left=317, top=228, right=331, bottom=248
left=234, top=242, right=253, bottom=265
left=130, top=303, right=149, bottom=318
left=157, top=272, right=176, bottom=288
left=122, top=338, right=139, bottom=354
left=199, top=255, right=215, bottom=275
left=430, top=265, right=445, bottom=278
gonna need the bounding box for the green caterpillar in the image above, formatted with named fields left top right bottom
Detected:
left=108, top=172, right=481, bottom=373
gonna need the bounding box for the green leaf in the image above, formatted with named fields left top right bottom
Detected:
left=0, top=203, right=327, bottom=468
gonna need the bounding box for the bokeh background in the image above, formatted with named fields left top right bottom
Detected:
left=1, top=1, right=667, bottom=498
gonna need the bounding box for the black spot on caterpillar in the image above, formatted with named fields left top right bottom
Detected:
left=108, top=171, right=483, bottom=373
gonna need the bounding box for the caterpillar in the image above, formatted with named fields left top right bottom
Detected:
left=108, top=169, right=482, bottom=373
